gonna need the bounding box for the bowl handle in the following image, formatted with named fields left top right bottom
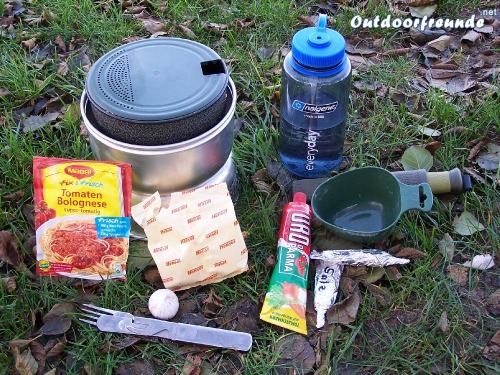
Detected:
left=399, top=182, right=433, bottom=213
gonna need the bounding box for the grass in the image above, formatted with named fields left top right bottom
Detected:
left=1, top=0, right=499, bottom=374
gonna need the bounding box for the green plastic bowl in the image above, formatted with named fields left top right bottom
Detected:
left=311, top=167, right=433, bottom=244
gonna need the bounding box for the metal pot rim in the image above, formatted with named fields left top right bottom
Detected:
left=81, top=77, right=236, bottom=155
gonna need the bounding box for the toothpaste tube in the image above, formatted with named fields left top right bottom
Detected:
left=260, top=192, right=312, bottom=335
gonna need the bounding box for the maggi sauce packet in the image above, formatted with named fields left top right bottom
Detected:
left=131, top=183, right=248, bottom=291
left=33, top=156, right=132, bottom=280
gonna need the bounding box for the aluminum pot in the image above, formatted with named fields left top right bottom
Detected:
left=84, top=38, right=229, bottom=146
left=80, top=77, right=237, bottom=204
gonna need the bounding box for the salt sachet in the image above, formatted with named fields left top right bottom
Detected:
left=132, top=183, right=248, bottom=291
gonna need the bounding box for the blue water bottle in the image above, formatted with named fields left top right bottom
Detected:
left=279, top=14, right=351, bottom=178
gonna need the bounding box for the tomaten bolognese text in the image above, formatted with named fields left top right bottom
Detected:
left=33, top=157, right=132, bottom=280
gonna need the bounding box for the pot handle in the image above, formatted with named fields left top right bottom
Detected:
left=399, top=182, right=433, bottom=214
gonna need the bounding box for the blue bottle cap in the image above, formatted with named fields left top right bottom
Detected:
left=291, top=14, right=346, bottom=73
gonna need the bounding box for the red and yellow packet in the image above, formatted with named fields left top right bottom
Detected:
left=260, top=192, right=312, bottom=335
left=33, top=156, right=132, bottom=280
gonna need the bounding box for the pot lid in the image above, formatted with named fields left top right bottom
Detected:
left=85, top=38, right=228, bottom=121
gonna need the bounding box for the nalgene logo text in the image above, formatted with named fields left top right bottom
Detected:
left=292, top=100, right=338, bottom=114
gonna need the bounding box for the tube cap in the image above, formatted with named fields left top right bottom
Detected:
left=293, top=192, right=307, bottom=204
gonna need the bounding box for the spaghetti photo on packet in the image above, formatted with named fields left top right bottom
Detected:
left=33, top=156, right=132, bottom=280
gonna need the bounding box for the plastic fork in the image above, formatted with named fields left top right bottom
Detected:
left=78, top=304, right=253, bottom=351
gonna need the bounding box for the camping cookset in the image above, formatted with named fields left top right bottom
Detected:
left=81, top=37, right=444, bottom=241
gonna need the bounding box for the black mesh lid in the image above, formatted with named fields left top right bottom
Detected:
left=85, top=38, right=228, bottom=121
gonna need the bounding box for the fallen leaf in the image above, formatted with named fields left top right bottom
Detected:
left=363, top=267, right=386, bottom=284
left=1, top=276, right=17, bottom=292
left=22, top=112, right=60, bottom=132
left=394, top=247, right=427, bottom=259
left=178, top=24, right=196, bottom=39
left=476, top=144, right=500, bottom=171
left=382, top=47, right=412, bottom=56
left=417, top=125, right=441, bottom=137
left=461, top=30, right=482, bottom=44
left=56, top=61, right=69, bottom=76
left=444, top=75, right=477, bottom=94
left=385, top=266, right=403, bottom=281
left=41, top=9, right=56, bottom=24
left=352, top=81, right=388, bottom=96
left=54, top=35, right=66, bottom=52
left=483, top=344, right=500, bottom=361
left=107, top=336, right=140, bottom=352
left=10, top=341, right=38, bottom=375
left=0, top=231, right=20, bottom=268
left=202, top=289, right=224, bottom=318
left=2, top=190, right=25, bottom=202
left=453, top=211, right=485, bottom=236
left=265, top=254, right=275, bottom=268
left=346, top=53, right=374, bottom=69
left=345, top=42, right=376, bottom=56
left=13, top=347, right=38, bottom=375
left=491, top=331, right=500, bottom=346
left=486, top=290, right=500, bottom=315
left=326, top=287, right=361, bottom=325
left=410, top=27, right=446, bottom=45
left=463, top=254, right=495, bottom=270
left=313, top=231, right=363, bottom=251
left=251, top=168, right=274, bottom=195
left=299, top=14, right=317, bottom=27
left=427, top=35, right=451, bottom=52
left=474, top=25, right=494, bottom=34
left=29, top=341, right=46, bottom=372
left=389, top=87, right=421, bottom=111
left=231, top=18, right=255, bottom=30
left=366, top=284, right=392, bottom=306
left=430, top=68, right=462, bottom=80
left=467, top=139, right=486, bottom=161
left=202, top=22, right=228, bottom=35
left=136, top=14, right=165, bottom=34
left=257, top=46, right=276, bottom=60
left=438, top=311, right=449, bottom=333
left=44, top=335, right=67, bottom=357
left=182, top=354, right=202, bottom=375
left=447, top=265, right=468, bottom=285
left=401, top=145, right=433, bottom=171
left=409, top=5, right=437, bottom=18
left=38, top=302, right=75, bottom=335
left=276, top=335, right=316, bottom=374
left=425, top=140, right=442, bottom=154
left=143, top=266, right=163, bottom=288
left=116, top=359, right=157, bottom=375
left=21, top=38, right=36, bottom=50
left=438, top=233, right=455, bottom=260
left=445, top=126, right=469, bottom=136
left=0, top=87, right=11, bottom=97
left=405, top=0, right=437, bottom=6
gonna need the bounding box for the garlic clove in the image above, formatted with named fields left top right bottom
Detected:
left=148, top=288, right=179, bottom=320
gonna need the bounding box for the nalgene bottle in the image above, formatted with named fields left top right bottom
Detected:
left=279, top=14, right=351, bottom=178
